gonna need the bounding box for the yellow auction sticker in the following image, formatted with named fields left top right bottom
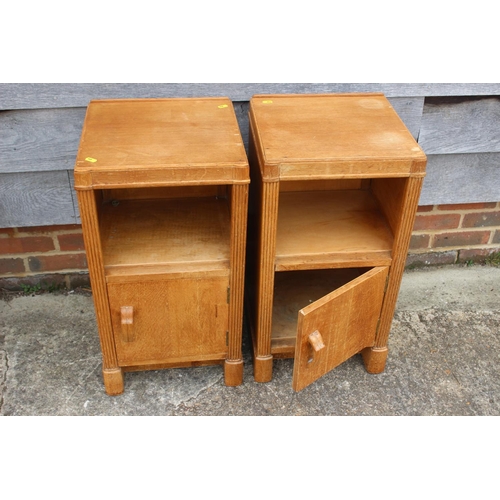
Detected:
left=85, top=157, right=97, bottom=163
left=218, top=104, right=228, bottom=109
left=262, top=100, right=273, bottom=104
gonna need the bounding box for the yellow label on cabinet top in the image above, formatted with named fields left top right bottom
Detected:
left=218, top=104, right=228, bottom=109
left=85, top=157, right=97, bottom=163
left=262, top=100, right=273, bottom=104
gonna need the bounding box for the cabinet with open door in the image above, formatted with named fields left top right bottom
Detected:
left=246, top=93, right=427, bottom=391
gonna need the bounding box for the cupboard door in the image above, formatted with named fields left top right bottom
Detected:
left=108, top=276, right=229, bottom=366
left=292, top=267, right=388, bottom=391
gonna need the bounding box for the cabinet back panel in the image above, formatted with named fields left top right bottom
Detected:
left=102, top=185, right=227, bottom=202
left=279, top=179, right=368, bottom=192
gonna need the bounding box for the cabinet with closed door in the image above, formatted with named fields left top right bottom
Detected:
left=246, top=93, right=427, bottom=391
left=74, top=97, right=249, bottom=395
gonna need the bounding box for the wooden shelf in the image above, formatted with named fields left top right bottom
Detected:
left=275, top=190, right=393, bottom=271
left=100, top=197, right=231, bottom=277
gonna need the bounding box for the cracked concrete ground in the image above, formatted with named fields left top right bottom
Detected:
left=1, top=264, right=499, bottom=416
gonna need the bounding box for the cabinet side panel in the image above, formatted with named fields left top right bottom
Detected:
left=227, top=184, right=249, bottom=361
left=254, top=180, right=280, bottom=358
left=247, top=123, right=280, bottom=361
left=77, top=190, right=119, bottom=369
left=371, top=177, right=408, bottom=238
left=375, top=176, right=424, bottom=347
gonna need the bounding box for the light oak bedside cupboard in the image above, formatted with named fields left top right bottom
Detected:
left=246, top=93, right=427, bottom=391
left=74, top=98, right=249, bottom=395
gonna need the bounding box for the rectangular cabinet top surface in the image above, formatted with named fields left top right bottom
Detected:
left=74, top=97, right=249, bottom=189
left=250, top=93, right=426, bottom=180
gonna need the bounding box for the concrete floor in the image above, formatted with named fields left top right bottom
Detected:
left=1, top=264, right=499, bottom=416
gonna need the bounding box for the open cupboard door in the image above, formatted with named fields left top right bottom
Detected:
left=292, top=266, right=389, bottom=391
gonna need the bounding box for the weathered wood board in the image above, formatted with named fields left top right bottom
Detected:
left=0, top=171, right=77, bottom=227
left=68, top=170, right=81, bottom=223
left=419, top=97, right=500, bottom=154
left=2, top=83, right=500, bottom=110
left=233, top=102, right=250, bottom=152
left=1, top=84, right=499, bottom=229
left=389, top=97, right=424, bottom=140
left=0, top=99, right=422, bottom=173
left=0, top=107, right=87, bottom=173
left=419, top=153, right=500, bottom=205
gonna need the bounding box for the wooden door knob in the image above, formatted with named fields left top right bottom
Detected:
left=121, top=306, right=133, bottom=324
left=120, top=306, right=135, bottom=342
left=308, top=330, right=325, bottom=352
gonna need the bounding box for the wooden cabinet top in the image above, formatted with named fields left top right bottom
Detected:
left=250, top=93, right=427, bottom=181
left=74, top=97, right=249, bottom=189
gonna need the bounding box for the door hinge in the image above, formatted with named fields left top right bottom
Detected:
left=227, top=286, right=230, bottom=304
left=384, top=275, right=389, bottom=293
left=226, top=331, right=229, bottom=346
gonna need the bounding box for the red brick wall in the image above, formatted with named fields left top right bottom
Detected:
left=408, top=202, right=500, bottom=266
left=0, top=225, right=89, bottom=290
left=1, top=201, right=500, bottom=289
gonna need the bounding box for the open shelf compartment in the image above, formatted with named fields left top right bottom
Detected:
left=99, top=194, right=231, bottom=278
left=275, top=189, right=394, bottom=270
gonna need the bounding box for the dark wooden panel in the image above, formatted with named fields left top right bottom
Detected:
left=2, top=83, right=500, bottom=110
left=0, top=171, right=77, bottom=227
left=0, top=107, right=86, bottom=173
left=68, top=170, right=81, bottom=224
left=419, top=96, right=500, bottom=154
left=388, top=97, right=424, bottom=139
left=233, top=102, right=250, bottom=153
left=419, top=153, right=500, bottom=205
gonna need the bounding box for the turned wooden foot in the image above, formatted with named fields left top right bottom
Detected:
left=103, top=367, right=124, bottom=395
left=361, top=346, right=389, bottom=374
left=253, top=355, right=273, bottom=382
left=224, top=359, right=244, bottom=386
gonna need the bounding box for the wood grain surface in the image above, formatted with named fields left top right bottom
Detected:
left=100, top=197, right=231, bottom=276
left=275, top=190, right=393, bottom=270
left=250, top=94, right=425, bottom=169
left=0, top=171, right=77, bottom=227
left=292, top=267, right=388, bottom=391
left=1, top=85, right=499, bottom=228
left=108, top=276, right=229, bottom=366
left=420, top=153, right=500, bottom=205
left=3, top=83, right=500, bottom=110
left=419, top=96, right=500, bottom=154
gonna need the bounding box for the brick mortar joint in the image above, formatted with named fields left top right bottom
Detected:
left=418, top=202, right=500, bottom=212
left=53, top=234, right=61, bottom=252
left=417, top=210, right=500, bottom=218
left=410, top=244, right=500, bottom=254
left=412, top=228, right=499, bottom=236
left=0, top=268, right=89, bottom=279
left=0, top=250, right=87, bottom=259
left=11, top=229, right=83, bottom=237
